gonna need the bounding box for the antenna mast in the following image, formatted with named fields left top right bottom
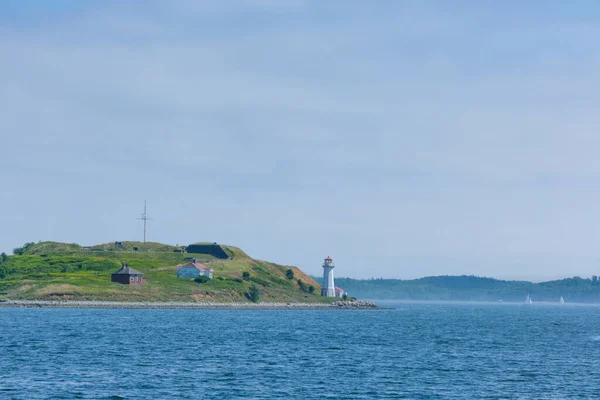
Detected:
left=137, top=200, right=150, bottom=243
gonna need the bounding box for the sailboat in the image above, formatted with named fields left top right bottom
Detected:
left=525, top=294, right=533, bottom=305
left=560, top=296, right=565, bottom=305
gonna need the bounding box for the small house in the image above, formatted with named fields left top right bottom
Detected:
left=177, top=259, right=214, bottom=279
left=111, top=262, right=146, bottom=285
left=335, top=287, right=346, bottom=298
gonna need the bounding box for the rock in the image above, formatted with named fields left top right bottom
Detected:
left=0, top=299, right=382, bottom=310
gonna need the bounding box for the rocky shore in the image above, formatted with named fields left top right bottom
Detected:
left=0, top=299, right=381, bottom=310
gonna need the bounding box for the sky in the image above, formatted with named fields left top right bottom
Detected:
left=2, top=1, right=600, bottom=280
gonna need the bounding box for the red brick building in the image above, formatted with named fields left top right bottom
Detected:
left=111, top=262, right=146, bottom=285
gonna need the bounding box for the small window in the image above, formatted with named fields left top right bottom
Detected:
left=131, top=277, right=134, bottom=282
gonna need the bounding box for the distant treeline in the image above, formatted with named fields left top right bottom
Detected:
left=312, top=275, right=600, bottom=303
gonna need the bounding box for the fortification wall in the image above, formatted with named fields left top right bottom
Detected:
left=186, top=244, right=229, bottom=259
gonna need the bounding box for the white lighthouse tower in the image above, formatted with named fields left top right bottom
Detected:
left=321, top=256, right=336, bottom=297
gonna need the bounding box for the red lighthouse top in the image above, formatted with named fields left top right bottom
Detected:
left=325, top=256, right=332, bottom=261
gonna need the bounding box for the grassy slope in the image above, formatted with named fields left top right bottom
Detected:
left=0, top=241, right=326, bottom=303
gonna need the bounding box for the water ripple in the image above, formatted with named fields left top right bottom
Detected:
left=1, top=304, right=600, bottom=398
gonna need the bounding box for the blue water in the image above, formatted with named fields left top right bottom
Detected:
left=2, top=302, right=600, bottom=399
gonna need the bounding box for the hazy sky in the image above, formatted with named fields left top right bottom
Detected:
left=2, top=1, right=600, bottom=280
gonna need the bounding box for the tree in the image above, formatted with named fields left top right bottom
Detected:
left=248, top=285, right=261, bottom=302
left=286, top=269, right=294, bottom=280
left=12, top=242, right=35, bottom=256
left=242, top=271, right=250, bottom=280
left=342, top=293, right=348, bottom=300
left=0, top=252, right=6, bottom=262
left=308, top=285, right=315, bottom=293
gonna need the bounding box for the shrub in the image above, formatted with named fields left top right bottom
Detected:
left=247, top=285, right=261, bottom=303
left=297, top=279, right=307, bottom=291
left=13, top=242, right=35, bottom=255
left=242, top=271, right=250, bottom=280
left=0, top=253, right=7, bottom=263
left=252, top=263, right=268, bottom=274
left=194, top=275, right=210, bottom=284
left=249, top=276, right=271, bottom=287
left=342, top=293, right=348, bottom=300
left=286, top=269, right=294, bottom=280
left=217, top=276, right=224, bottom=280
left=296, top=280, right=315, bottom=293
left=233, top=278, right=243, bottom=283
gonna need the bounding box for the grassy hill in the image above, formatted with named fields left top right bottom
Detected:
left=0, top=241, right=327, bottom=303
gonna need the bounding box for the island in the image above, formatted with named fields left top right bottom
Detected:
left=0, top=241, right=379, bottom=309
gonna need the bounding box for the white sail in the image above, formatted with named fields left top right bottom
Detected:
left=525, top=294, right=532, bottom=304
left=560, top=296, right=565, bottom=304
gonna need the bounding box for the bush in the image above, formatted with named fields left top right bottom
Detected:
left=0, top=253, right=7, bottom=262
left=247, top=284, right=261, bottom=303
left=194, top=275, right=210, bottom=284
left=297, top=279, right=307, bottom=291
left=242, top=271, right=250, bottom=280
left=296, top=280, right=315, bottom=294
left=286, top=269, right=294, bottom=280
left=342, top=293, right=348, bottom=300
left=13, top=242, right=35, bottom=255
left=249, top=276, right=271, bottom=287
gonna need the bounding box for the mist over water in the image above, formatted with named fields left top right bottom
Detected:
left=2, top=303, right=600, bottom=399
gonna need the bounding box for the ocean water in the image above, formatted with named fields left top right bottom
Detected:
left=2, top=302, right=600, bottom=399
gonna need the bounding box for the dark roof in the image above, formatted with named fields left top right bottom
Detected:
left=178, top=262, right=213, bottom=272
left=112, top=265, right=144, bottom=275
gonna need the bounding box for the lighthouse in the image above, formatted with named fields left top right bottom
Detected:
left=321, top=256, right=336, bottom=297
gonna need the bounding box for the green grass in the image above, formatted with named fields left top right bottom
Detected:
left=0, top=241, right=328, bottom=303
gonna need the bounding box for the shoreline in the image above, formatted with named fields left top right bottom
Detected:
left=0, top=299, right=381, bottom=310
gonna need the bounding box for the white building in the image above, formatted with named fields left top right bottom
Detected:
left=177, top=259, right=214, bottom=279
left=321, top=256, right=336, bottom=297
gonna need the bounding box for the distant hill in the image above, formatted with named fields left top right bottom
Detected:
left=0, top=241, right=325, bottom=303
left=313, top=275, right=600, bottom=303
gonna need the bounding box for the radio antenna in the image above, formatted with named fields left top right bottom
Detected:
left=136, top=200, right=152, bottom=243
